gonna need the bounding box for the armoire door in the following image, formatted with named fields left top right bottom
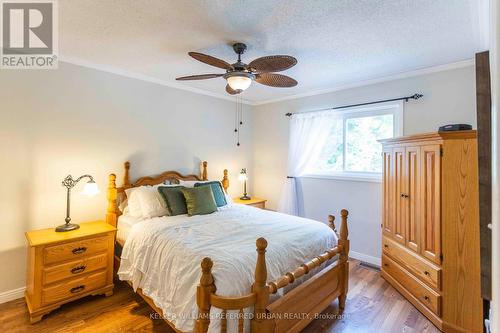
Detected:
left=393, top=147, right=406, bottom=244
left=420, top=144, right=442, bottom=264
left=405, top=146, right=420, bottom=253
left=382, top=147, right=395, bottom=237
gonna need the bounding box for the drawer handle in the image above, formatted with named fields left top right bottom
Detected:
left=424, top=271, right=430, bottom=276
left=70, top=285, right=85, bottom=294
left=424, top=295, right=429, bottom=301
left=70, top=265, right=86, bottom=274
left=72, top=247, right=87, bottom=255
left=384, top=244, right=389, bottom=248
left=384, top=263, right=389, bottom=267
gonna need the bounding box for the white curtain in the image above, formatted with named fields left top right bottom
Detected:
left=278, top=111, right=337, bottom=215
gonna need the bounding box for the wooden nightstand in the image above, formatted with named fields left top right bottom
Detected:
left=233, top=197, right=267, bottom=209
left=25, top=221, right=116, bottom=323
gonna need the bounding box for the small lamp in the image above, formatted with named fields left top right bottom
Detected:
left=56, top=174, right=99, bottom=232
left=238, top=168, right=251, bottom=200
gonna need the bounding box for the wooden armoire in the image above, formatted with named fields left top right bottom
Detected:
left=379, top=131, right=482, bottom=333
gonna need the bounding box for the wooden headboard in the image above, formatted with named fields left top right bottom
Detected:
left=106, top=161, right=229, bottom=227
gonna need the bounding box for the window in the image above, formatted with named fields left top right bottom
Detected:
left=304, top=102, right=403, bottom=181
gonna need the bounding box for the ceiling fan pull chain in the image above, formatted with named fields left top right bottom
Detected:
left=239, top=96, right=243, bottom=125
left=234, top=99, right=238, bottom=133
left=237, top=96, right=241, bottom=146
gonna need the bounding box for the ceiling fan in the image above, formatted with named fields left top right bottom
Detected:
left=176, top=43, right=298, bottom=95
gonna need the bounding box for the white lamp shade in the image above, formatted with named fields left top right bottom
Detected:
left=82, top=181, right=99, bottom=196
left=227, top=75, right=252, bottom=91
left=238, top=173, right=248, bottom=181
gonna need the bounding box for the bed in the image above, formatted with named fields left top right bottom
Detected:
left=106, top=161, right=350, bottom=333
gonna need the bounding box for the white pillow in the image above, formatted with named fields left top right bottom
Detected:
left=118, top=198, right=128, bottom=213
left=125, top=185, right=169, bottom=219
left=224, top=193, right=233, bottom=205
left=124, top=187, right=143, bottom=218
left=178, top=179, right=210, bottom=188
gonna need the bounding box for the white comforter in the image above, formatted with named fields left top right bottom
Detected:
left=118, top=204, right=337, bottom=333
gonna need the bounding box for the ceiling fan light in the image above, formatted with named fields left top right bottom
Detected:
left=227, top=75, right=252, bottom=91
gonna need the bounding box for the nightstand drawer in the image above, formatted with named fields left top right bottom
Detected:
left=43, top=253, right=108, bottom=285
left=41, top=270, right=107, bottom=306
left=43, top=236, right=108, bottom=265
left=233, top=197, right=267, bottom=209
left=248, top=202, right=265, bottom=209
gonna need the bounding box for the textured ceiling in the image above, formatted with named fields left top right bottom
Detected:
left=59, top=0, right=486, bottom=104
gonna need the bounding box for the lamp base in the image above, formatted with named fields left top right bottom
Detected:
left=240, top=195, right=252, bottom=200
left=55, top=222, right=80, bottom=232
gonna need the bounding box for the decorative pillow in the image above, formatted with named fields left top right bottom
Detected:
left=181, top=186, right=217, bottom=216
left=158, top=186, right=188, bottom=216
left=125, top=185, right=168, bottom=219
left=194, top=181, right=227, bottom=207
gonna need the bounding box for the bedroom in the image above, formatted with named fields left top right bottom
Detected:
left=0, top=1, right=499, bottom=332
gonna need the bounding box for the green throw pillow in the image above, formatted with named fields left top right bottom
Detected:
left=157, top=186, right=187, bottom=216
left=194, top=181, right=227, bottom=207
left=181, top=186, right=217, bottom=216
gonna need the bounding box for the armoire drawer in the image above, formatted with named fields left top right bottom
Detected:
left=382, top=236, right=441, bottom=290
left=382, top=255, right=441, bottom=316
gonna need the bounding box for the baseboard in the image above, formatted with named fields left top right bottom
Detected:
left=0, top=286, right=26, bottom=304
left=349, top=251, right=381, bottom=267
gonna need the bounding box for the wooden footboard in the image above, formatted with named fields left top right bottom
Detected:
left=195, top=210, right=349, bottom=333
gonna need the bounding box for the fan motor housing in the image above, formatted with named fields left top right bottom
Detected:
left=223, top=71, right=255, bottom=81
left=233, top=43, right=247, bottom=55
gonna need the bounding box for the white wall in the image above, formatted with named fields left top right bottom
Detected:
left=0, top=62, right=252, bottom=294
left=251, top=65, right=477, bottom=265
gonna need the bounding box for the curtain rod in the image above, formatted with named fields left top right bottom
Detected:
left=284, top=93, right=423, bottom=117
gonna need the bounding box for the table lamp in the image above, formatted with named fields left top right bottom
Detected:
left=238, top=168, right=251, bottom=200
left=56, top=174, right=99, bottom=232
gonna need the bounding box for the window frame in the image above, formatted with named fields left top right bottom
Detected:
left=302, top=101, right=403, bottom=182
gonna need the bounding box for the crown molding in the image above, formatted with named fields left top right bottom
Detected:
left=60, top=56, right=474, bottom=107
left=58, top=56, right=255, bottom=105
left=252, top=59, right=475, bottom=106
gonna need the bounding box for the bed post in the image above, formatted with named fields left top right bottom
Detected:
left=202, top=161, right=208, bottom=181
left=106, top=174, right=118, bottom=227
left=328, top=215, right=337, bottom=236
left=251, top=238, right=273, bottom=333
left=222, top=169, right=229, bottom=193
left=195, top=258, right=216, bottom=333
left=338, top=209, right=349, bottom=310
left=124, top=161, right=131, bottom=187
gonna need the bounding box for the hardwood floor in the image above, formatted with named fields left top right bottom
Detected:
left=0, top=260, right=439, bottom=333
